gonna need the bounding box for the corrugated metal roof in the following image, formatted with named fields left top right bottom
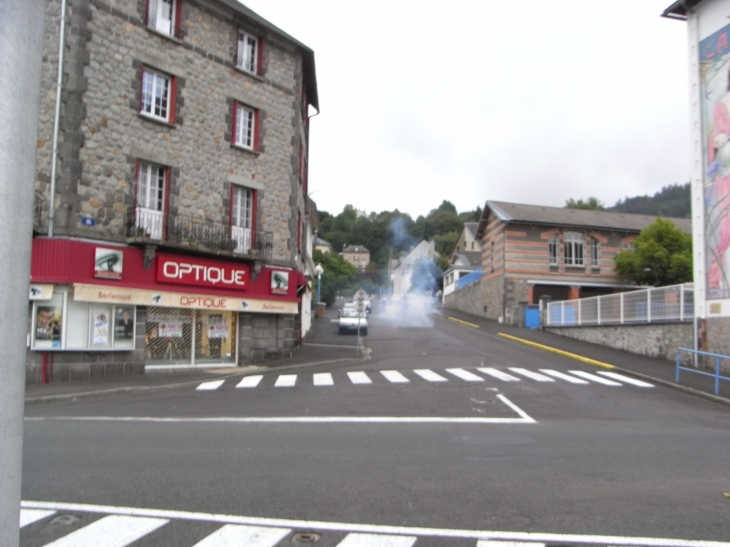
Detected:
left=479, top=200, right=692, bottom=236
left=343, top=244, right=369, bottom=253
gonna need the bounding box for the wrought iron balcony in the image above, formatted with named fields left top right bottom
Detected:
left=126, top=207, right=272, bottom=258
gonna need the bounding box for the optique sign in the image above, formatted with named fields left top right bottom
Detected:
left=156, top=253, right=249, bottom=289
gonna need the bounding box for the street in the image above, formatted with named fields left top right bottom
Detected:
left=20, top=303, right=730, bottom=546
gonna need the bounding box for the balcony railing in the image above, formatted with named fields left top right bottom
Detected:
left=126, top=207, right=272, bottom=258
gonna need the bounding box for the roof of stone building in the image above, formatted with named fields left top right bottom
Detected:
left=464, top=222, right=480, bottom=237
left=219, top=0, right=319, bottom=110
left=477, top=200, right=692, bottom=238
left=451, top=252, right=482, bottom=268
left=343, top=245, right=370, bottom=253
left=313, top=236, right=332, bottom=248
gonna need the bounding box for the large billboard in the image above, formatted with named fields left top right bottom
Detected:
left=701, top=23, right=730, bottom=299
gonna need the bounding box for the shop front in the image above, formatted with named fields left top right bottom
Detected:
left=27, top=238, right=304, bottom=379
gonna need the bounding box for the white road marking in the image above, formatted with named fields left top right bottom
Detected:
left=191, top=524, right=291, bottom=547
left=497, top=394, right=536, bottom=423
left=446, top=368, right=484, bottom=382
left=313, top=373, right=334, bottom=386
left=39, top=515, right=168, bottom=547
left=508, top=368, right=555, bottom=382
left=22, top=500, right=728, bottom=547
left=413, top=369, right=448, bottom=382
left=478, top=368, right=521, bottom=382
left=598, top=371, right=654, bottom=387
left=538, top=369, right=589, bottom=384
left=195, top=380, right=225, bottom=391
left=569, top=370, right=622, bottom=385
left=236, top=375, right=264, bottom=388
left=275, top=374, right=297, bottom=387
left=478, top=542, right=546, bottom=547
left=347, top=371, right=372, bottom=384
left=20, top=509, right=55, bottom=528
left=381, top=370, right=409, bottom=383
left=336, top=532, right=417, bottom=547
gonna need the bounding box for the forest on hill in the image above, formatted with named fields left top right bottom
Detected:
left=566, top=183, right=691, bottom=217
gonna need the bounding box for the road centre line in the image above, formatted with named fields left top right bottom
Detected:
left=497, top=333, right=615, bottom=370
left=21, top=500, right=730, bottom=547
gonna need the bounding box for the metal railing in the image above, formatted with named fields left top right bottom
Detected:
left=676, top=348, right=730, bottom=395
left=546, top=283, right=694, bottom=327
left=126, top=207, right=272, bottom=258
left=456, top=268, right=482, bottom=290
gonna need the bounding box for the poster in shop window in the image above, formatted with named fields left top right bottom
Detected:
left=271, top=271, right=289, bottom=295
left=35, top=305, right=62, bottom=346
left=207, top=324, right=229, bottom=338
left=159, top=322, right=183, bottom=337
left=114, top=306, right=135, bottom=340
left=93, top=312, right=109, bottom=345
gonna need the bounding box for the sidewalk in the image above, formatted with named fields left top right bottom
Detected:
left=25, top=303, right=359, bottom=403
left=440, top=307, right=730, bottom=406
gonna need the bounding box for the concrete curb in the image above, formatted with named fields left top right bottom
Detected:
left=497, top=332, right=730, bottom=407
left=24, top=357, right=360, bottom=404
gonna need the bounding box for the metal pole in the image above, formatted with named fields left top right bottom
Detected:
left=317, top=273, right=321, bottom=303
left=48, top=0, right=67, bottom=237
left=0, top=1, right=46, bottom=544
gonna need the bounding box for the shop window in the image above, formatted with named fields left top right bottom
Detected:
left=31, top=290, right=136, bottom=351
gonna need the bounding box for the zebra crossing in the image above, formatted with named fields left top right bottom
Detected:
left=20, top=505, right=718, bottom=547
left=195, top=367, right=654, bottom=391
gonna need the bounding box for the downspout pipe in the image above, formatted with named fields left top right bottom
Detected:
left=48, top=0, right=67, bottom=237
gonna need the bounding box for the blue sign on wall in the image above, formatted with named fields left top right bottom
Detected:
left=81, top=217, right=96, bottom=227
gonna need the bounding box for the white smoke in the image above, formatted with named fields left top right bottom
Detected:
left=379, top=292, right=438, bottom=328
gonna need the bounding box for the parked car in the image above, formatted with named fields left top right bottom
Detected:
left=338, top=309, right=368, bottom=335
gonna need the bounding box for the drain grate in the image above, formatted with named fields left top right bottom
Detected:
left=292, top=531, right=321, bottom=543
left=50, top=514, right=80, bottom=526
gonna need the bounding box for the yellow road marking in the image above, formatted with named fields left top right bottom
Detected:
left=447, top=317, right=480, bottom=328
left=497, top=332, right=615, bottom=370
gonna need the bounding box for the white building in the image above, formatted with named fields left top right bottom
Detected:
left=390, top=240, right=439, bottom=299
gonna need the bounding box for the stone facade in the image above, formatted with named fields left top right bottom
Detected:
left=28, top=0, right=317, bottom=380
left=706, top=317, right=730, bottom=364
left=443, top=281, right=484, bottom=317
left=239, top=313, right=298, bottom=362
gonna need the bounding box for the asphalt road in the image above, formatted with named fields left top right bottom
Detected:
left=20, top=301, right=730, bottom=546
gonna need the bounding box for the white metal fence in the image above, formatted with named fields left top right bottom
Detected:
left=546, top=283, right=694, bottom=327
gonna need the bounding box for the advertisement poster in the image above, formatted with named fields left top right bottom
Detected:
left=93, top=312, right=109, bottom=345
left=35, top=306, right=62, bottom=346
left=701, top=23, right=730, bottom=299
left=271, top=271, right=289, bottom=295
left=94, top=248, right=123, bottom=280
left=207, top=324, right=229, bottom=339
left=114, top=306, right=135, bottom=340
left=159, top=322, right=183, bottom=337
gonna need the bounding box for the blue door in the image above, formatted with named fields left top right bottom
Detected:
left=525, top=306, right=540, bottom=329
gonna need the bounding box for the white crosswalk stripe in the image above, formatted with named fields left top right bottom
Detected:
left=336, top=532, right=417, bottom=547
left=539, top=369, right=589, bottom=384
left=191, top=524, right=291, bottom=547
left=195, top=368, right=656, bottom=391
left=196, top=380, right=225, bottom=391
left=275, top=374, right=297, bottom=387
left=568, top=370, right=622, bottom=385
left=347, top=371, right=372, bottom=384
left=509, top=368, right=555, bottom=382
left=20, top=508, right=55, bottom=528
left=39, top=515, right=168, bottom=547
left=478, top=367, right=521, bottom=381
left=380, top=370, right=410, bottom=383
left=314, top=372, right=334, bottom=386
left=446, top=368, right=484, bottom=382
left=413, top=369, right=448, bottom=382
left=597, top=371, right=654, bottom=387
left=237, top=374, right=264, bottom=388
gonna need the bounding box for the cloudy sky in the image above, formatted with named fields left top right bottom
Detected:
left=243, top=0, right=691, bottom=219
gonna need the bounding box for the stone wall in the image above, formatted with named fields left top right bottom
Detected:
left=707, top=316, right=730, bottom=360
left=443, top=281, right=484, bottom=318
left=547, top=322, right=693, bottom=363
left=238, top=313, right=298, bottom=363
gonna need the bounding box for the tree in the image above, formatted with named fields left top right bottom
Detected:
left=313, top=250, right=358, bottom=306
left=565, top=197, right=605, bottom=210
left=614, top=218, right=693, bottom=286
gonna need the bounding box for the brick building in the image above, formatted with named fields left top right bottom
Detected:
left=28, top=0, right=318, bottom=381
left=466, top=201, right=691, bottom=322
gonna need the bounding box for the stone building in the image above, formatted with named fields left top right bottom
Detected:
left=457, top=201, right=692, bottom=322
left=342, top=244, right=370, bottom=271
left=27, top=0, right=318, bottom=381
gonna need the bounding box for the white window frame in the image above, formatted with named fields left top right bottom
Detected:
left=141, top=69, right=171, bottom=121
left=548, top=235, right=558, bottom=266
left=237, top=31, right=258, bottom=74
left=564, top=231, right=584, bottom=266
left=589, top=238, right=599, bottom=267
left=138, top=162, right=166, bottom=212
left=148, top=0, right=177, bottom=36
left=235, top=103, right=255, bottom=150
left=231, top=185, right=253, bottom=229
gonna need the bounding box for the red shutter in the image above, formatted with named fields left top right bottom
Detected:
left=144, top=0, right=150, bottom=26
left=174, top=0, right=183, bottom=39
left=253, top=109, right=261, bottom=151
left=256, top=36, right=265, bottom=77
left=231, top=101, right=237, bottom=145
left=168, top=76, right=177, bottom=124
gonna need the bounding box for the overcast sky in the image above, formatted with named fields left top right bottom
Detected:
left=242, top=0, right=691, bottom=219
